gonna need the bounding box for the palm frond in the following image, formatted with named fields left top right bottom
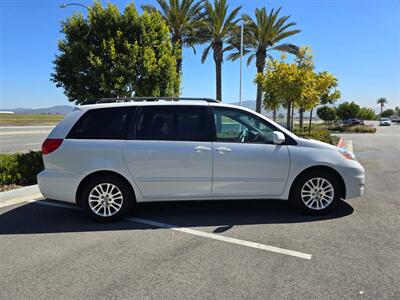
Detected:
left=201, top=43, right=213, bottom=63
left=272, top=43, right=300, bottom=56
left=141, top=4, right=157, bottom=12
left=246, top=53, right=256, bottom=66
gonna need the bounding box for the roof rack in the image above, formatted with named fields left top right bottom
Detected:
left=81, top=97, right=219, bottom=105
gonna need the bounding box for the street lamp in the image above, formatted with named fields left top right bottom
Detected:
left=60, top=3, right=89, bottom=10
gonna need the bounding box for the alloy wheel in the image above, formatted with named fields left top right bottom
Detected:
left=300, top=177, right=334, bottom=210
left=88, top=183, right=124, bottom=217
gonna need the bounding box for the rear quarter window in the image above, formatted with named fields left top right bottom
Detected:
left=67, top=107, right=133, bottom=140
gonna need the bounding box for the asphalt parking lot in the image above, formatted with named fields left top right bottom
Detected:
left=0, top=122, right=399, bottom=299
left=0, top=126, right=53, bottom=153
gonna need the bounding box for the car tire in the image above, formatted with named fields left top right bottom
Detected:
left=79, top=174, right=134, bottom=222
left=290, top=170, right=343, bottom=215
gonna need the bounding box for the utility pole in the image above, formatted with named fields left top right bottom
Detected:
left=239, top=22, right=244, bottom=106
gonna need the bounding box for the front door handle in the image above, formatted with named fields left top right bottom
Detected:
left=215, top=146, right=232, bottom=154
left=194, top=145, right=211, bottom=153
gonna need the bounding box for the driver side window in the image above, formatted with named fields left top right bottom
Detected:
left=213, top=107, right=276, bottom=144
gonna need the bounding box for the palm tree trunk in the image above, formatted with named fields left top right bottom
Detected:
left=255, top=50, right=266, bottom=113
left=213, top=42, right=223, bottom=101
left=171, top=36, right=182, bottom=94
left=273, top=109, right=277, bottom=121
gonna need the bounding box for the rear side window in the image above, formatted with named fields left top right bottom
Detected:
left=132, top=106, right=210, bottom=141
left=67, top=107, right=133, bottom=139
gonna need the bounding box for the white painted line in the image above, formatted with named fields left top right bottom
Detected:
left=23, top=143, right=41, bottom=146
left=0, top=131, right=50, bottom=136
left=10, top=200, right=312, bottom=260
left=127, top=217, right=312, bottom=260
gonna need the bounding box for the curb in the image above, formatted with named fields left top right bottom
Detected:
left=0, top=185, right=40, bottom=202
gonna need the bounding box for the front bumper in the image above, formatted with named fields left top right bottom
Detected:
left=340, top=163, right=365, bottom=199
left=37, top=169, right=79, bottom=203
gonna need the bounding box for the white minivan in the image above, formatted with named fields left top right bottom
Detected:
left=38, top=98, right=365, bottom=221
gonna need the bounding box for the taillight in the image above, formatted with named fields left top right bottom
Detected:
left=42, top=138, right=63, bottom=155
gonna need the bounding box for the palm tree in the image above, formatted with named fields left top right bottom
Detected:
left=377, top=97, right=388, bottom=115
left=227, top=7, right=300, bottom=113
left=200, top=0, right=241, bottom=101
left=141, top=0, right=205, bottom=79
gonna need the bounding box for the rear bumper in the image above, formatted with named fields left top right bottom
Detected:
left=37, top=169, right=79, bottom=204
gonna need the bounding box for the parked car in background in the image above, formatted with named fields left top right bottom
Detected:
left=379, top=118, right=391, bottom=126
left=343, top=118, right=364, bottom=126
left=38, top=97, right=365, bottom=221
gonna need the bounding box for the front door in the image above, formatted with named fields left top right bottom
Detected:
left=122, top=105, right=212, bottom=200
left=211, top=106, right=290, bottom=198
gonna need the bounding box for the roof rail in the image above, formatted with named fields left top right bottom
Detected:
left=81, top=97, right=219, bottom=105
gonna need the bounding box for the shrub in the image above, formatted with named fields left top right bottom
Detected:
left=328, top=124, right=376, bottom=133
left=0, top=151, right=44, bottom=186
left=293, top=128, right=338, bottom=145
left=345, top=125, right=376, bottom=133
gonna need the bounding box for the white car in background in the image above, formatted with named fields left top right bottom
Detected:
left=379, top=118, right=391, bottom=126
left=37, top=97, right=365, bottom=221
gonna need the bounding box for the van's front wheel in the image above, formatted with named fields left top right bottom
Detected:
left=80, top=175, right=133, bottom=221
left=290, top=170, right=343, bottom=214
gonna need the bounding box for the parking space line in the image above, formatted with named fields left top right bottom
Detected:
left=126, top=217, right=312, bottom=260
left=29, top=200, right=312, bottom=260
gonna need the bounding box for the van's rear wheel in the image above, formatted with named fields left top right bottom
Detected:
left=80, top=175, right=133, bottom=221
left=290, top=170, right=343, bottom=215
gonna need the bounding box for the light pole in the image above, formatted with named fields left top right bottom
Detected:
left=60, top=3, right=89, bottom=10
left=239, top=21, right=244, bottom=106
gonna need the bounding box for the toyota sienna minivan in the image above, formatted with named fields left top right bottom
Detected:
left=37, top=97, right=365, bottom=221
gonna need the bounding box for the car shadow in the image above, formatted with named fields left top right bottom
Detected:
left=0, top=199, right=353, bottom=235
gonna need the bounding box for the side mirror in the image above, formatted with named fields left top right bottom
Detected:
left=272, top=131, right=285, bottom=144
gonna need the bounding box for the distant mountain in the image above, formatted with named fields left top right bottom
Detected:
left=0, top=105, right=74, bottom=115
left=230, top=100, right=289, bottom=117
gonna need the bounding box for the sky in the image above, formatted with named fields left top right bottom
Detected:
left=0, top=0, right=399, bottom=111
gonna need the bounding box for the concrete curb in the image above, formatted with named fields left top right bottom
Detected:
left=0, top=185, right=40, bottom=202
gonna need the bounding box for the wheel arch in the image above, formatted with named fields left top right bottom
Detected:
left=289, top=165, right=346, bottom=199
left=75, top=170, right=136, bottom=205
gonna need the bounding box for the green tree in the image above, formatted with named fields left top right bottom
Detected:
left=380, top=108, right=394, bottom=118
left=263, top=90, right=279, bottom=121
left=52, top=1, right=179, bottom=104
left=141, top=0, right=205, bottom=85
left=317, top=106, right=336, bottom=123
left=228, top=7, right=300, bottom=113
left=201, top=0, right=241, bottom=101
left=377, top=97, right=388, bottom=114
left=358, top=107, right=376, bottom=120
left=259, top=49, right=339, bottom=131
left=336, top=101, right=361, bottom=120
